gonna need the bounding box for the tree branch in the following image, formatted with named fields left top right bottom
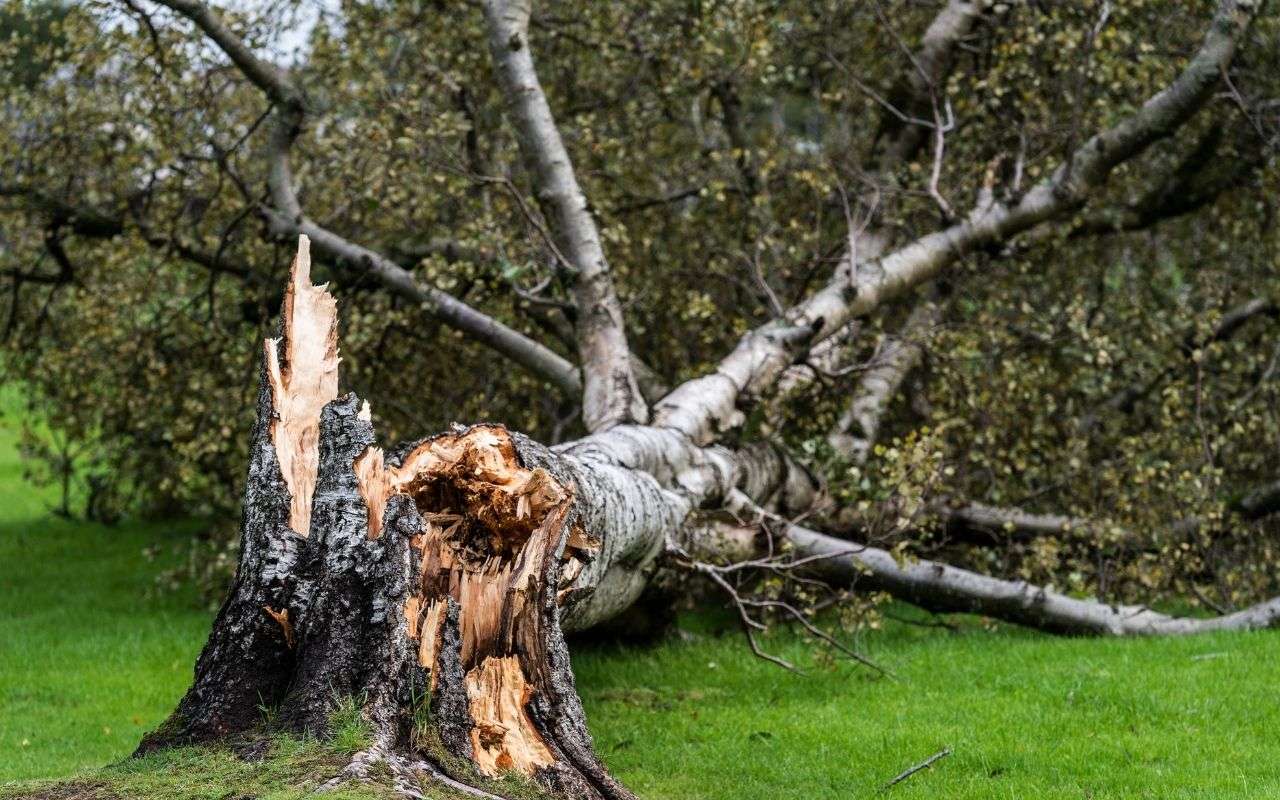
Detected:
left=153, top=0, right=305, bottom=113
left=0, top=184, right=125, bottom=238
left=653, top=0, right=1257, bottom=445
left=0, top=182, right=262, bottom=282
left=155, top=0, right=584, bottom=397
left=781, top=512, right=1280, bottom=636
left=482, top=0, right=647, bottom=430
left=828, top=294, right=945, bottom=464
left=1068, top=120, right=1263, bottom=237
left=871, top=0, right=983, bottom=169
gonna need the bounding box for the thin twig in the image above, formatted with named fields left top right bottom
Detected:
left=881, top=747, right=952, bottom=791
left=927, top=97, right=955, bottom=220
left=669, top=533, right=889, bottom=677
left=474, top=175, right=575, bottom=274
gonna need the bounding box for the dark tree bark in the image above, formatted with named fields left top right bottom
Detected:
left=136, top=240, right=331, bottom=750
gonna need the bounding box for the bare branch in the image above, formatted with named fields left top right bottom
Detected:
left=829, top=295, right=945, bottom=464
left=152, top=0, right=305, bottom=113
left=785, top=519, right=1280, bottom=636
left=882, top=748, right=952, bottom=790
left=0, top=184, right=125, bottom=238
left=156, top=0, right=584, bottom=396
left=1006, top=115, right=1272, bottom=244
left=772, top=1, right=982, bottom=410
left=870, top=0, right=985, bottom=168
left=0, top=183, right=260, bottom=282
left=717, top=485, right=1280, bottom=636
left=671, top=542, right=890, bottom=677
left=263, top=207, right=583, bottom=396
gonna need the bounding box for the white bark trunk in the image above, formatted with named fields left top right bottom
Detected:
left=482, top=0, right=647, bottom=431
left=783, top=520, right=1280, bottom=636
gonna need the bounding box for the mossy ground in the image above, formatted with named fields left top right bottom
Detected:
left=3, top=386, right=1279, bottom=799
left=0, top=736, right=398, bottom=800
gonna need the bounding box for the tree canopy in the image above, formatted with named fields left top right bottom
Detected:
left=1, top=0, right=1278, bottom=612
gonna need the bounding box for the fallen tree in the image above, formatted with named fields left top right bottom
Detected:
left=13, top=0, right=1271, bottom=796
left=148, top=234, right=1280, bottom=799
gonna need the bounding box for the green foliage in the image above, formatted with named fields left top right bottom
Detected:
left=0, top=0, right=1278, bottom=610
left=0, top=0, right=69, bottom=90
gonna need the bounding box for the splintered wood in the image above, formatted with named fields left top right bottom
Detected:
left=353, top=425, right=592, bottom=777
left=264, top=235, right=340, bottom=536
left=466, top=655, right=555, bottom=776
left=262, top=606, right=296, bottom=649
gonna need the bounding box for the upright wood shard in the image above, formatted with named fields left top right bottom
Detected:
left=137, top=236, right=329, bottom=750
left=264, top=235, right=340, bottom=535
left=354, top=445, right=390, bottom=539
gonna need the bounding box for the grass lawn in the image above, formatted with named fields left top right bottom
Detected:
left=2, top=385, right=1280, bottom=798
left=0, top=386, right=210, bottom=782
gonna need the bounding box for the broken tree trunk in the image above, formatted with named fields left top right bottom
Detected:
left=139, top=237, right=686, bottom=799
left=136, top=238, right=336, bottom=748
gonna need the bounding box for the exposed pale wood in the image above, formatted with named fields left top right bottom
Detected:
left=262, top=606, right=295, bottom=649
left=418, top=599, right=446, bottom=676
left=353, top=445, right=389, bottom=539
left=379, top=427, right=585, bottom=663
left=466, top=655, right=556, bottom=777
left=263, top=236, right=340, bottom=536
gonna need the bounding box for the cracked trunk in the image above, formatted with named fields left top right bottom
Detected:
left=139, top=238, right=643, bottom=800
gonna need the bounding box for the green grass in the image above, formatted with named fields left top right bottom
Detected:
left=575, top=618, right=1280, bottom=799
left=0, top=385, right=210, bottom=781
left=327, top=695, right=374, bottom=756
left=2, top=383, right=1279, bottom=798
